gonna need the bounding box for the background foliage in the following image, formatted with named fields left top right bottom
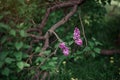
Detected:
left=0, top=0, right=120, bottom=80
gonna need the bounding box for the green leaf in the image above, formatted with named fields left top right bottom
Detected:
left=44, top=50, right=51, bottom=55
left=0, top=51, right=9, bottom=61
left=83, top=46, right=91, bottom=51
left=18, top=0, right=25, bottom=5
left=24, top=62, right=30, bottom=67
left=2, top=68, right=10, bottom=76
left=5, top=57, right=15, bottom=64
left=76, top=51, right=83, bottom=54
left=95, top=41, right=102, bottom=46
left=54, top=43, right=59, bottom=48
left=35, top=57, right=44, bottom=63
left=0, top=15, right=3, bottom=20
left=48, top=62, right=55, bottom=67
left=41, top=66, right=48, bottom=70
left=92, top=37, right=96, bottom=41
left=52, top=57, right=58, bottom=60
left=68, top=41, right=74, bottom=45
left=30, top=70, right=35, bottom=75
left=0, top=61, right=4, bottom=68
left=35, top=47, right=41, bottom=53
left=22, top=53, right=29, bottom=59
left=16, top=23, right=23, bottom=28
left=94, top=48, right=101, bottom=54
left=23, top=44, right=30, bottom=49
left=9, top=29, right=16, bottom=36
left=19, top=30, right=27, bottom=37
left=88, top=41, right=94, bottom=48
left=15, top=42, right=23, bottom=50
left=91, top=53, right=96, bottom=58
left=17, top=62, right=24, bottom=70
left=84, top=19, right=90, bottom=25
left=0, top=23, right=10, bottom=30
left=1, top=36, right=7, bottom=44
left=14, top=52, right=22, bottom=61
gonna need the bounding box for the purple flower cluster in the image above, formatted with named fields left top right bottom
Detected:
left=59, top=42, right=69, bottom=56
left=59, top=27, right=82, bottom=56
left=73, top=27, right=82, bottom=46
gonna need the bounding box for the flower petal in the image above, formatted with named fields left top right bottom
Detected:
left=59, top=42, right=65, bottom=49
left=63, top=47, right=69, bottom=56
left=59, top=42, right=69, bottom=56
left=73, top=27, right=80, bottom=40
left=75, top=38, right=82, bottom=46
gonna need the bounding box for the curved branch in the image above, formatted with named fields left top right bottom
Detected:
left=40, top=5, right=78, bottom=53
left=49, top=5, right=78, bottom=31
left=38, top=0, right=84, bottom=30
left=32, top=1, right=85, bottom=80
left=101, top=49, right=120, bottom=55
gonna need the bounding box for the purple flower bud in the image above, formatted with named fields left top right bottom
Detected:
left=63, top=47, right=69, bottom=56
left=59, top=42, right=69, bottom=56
left=73, top=27, right=80, bottom=40
left=59, top=42, right=65, bottom=49
left=73, top=27, right=83, bottom=46
left=75, top=38, right=82, bottom=46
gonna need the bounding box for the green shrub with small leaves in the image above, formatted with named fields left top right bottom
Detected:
left=1, top=0, right=120, bottom=80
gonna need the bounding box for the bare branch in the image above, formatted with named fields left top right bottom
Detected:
left=38, top=0, right=84, bottom=30
left=31, top=1, right=85, bottom=80
left=50, top=5, right=78, bottom=31
left=40, top=5, right=78, bottom=54
left=78, top=12, right=88, bottom=46
left=101, top=49, right=120, bottom=55
left=41, top=71, right=49, bottom=80
left=27, top=28, right=40, bottom=33
left=27, top=34, right=45, bottom=40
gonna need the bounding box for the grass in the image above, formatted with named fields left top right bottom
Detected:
left=51, top=55, right=120, bottom=80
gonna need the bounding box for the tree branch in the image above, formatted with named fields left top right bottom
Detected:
left=38, top=0, right=84, bottom=30
left=31, top=0, right=85, bottom=80
left=40, top=5, right=78, bottom=54
left=78, top=12, right=88, bottom=46
left=101, top=49, right=120, bottom=55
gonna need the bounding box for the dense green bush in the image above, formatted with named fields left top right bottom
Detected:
left=0, top=0, right=120, bottom=80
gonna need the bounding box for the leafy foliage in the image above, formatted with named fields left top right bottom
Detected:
left=0, top=0, right=120, bottom=80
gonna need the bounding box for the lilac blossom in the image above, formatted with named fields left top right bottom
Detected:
left=59, top=42, right=66, bottom=49
left=59, top=42, right=69, bottom=56
left=73, top=27, right=80, bottom=40
left=62, top=47, right=69, bottom=56
left=75, top=38, right=82, bottom=46
left=73, top=27, right=83, bottom=46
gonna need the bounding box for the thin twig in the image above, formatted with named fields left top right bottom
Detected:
left=48, top=30, right=62, bottom=42
left=78, top=12, right=87, bottom=46
left=27, top=34, right=45, bottom=40
left=41, top=71, right=49, bottom=80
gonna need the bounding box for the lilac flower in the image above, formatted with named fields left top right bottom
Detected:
left=73, top=27, right=83, bottom=46
left=59, top=42, right=69, bottom=56
left=75, top=38, right=82, bottom=46
left=63, top=47, right=69, bottom=56
left=59, top=42, right=66, bottom=49
left=73, top=27, right=80, bottom=40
